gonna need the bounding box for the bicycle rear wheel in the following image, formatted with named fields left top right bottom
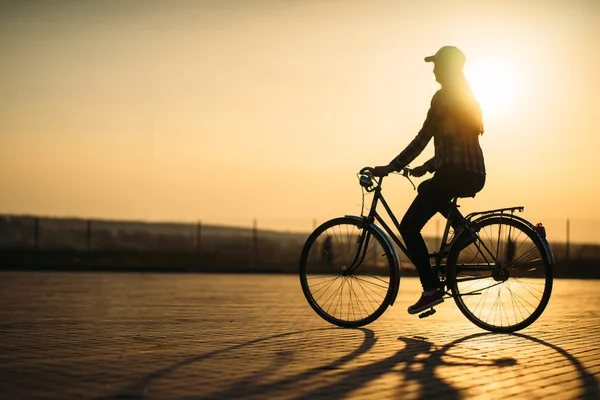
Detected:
left=447, top=216, right=553, bottom=332
left=299, top=217, right=396, bottom=328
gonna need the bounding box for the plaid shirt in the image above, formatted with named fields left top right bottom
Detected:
left=390, top=88, right=485, bottom=176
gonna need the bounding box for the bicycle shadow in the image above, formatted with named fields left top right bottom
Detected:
left=102, top=329, right=598, bottom=399
left=99, top=327, right=375, bottom=400
left=297, top=332, right=598, bottom=399
left=294, top=334, right=461, bottom=399
left=510, top=332, right=598, bottom=398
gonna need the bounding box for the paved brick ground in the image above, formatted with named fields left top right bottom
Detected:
left=0, top=272, right=598, bottom=399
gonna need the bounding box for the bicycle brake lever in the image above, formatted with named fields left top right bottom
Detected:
left=401, top=168, right=416, bottom=190
left=406, top=175, right=416, bottom=190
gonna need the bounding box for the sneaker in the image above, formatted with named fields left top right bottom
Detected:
left=408, top=290, right=444, bottom=315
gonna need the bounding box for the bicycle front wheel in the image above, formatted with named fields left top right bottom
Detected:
left=299, top=217, right=397, bottom=328
left=447, top=216, right=553, bottom=332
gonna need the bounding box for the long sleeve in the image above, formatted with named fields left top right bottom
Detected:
left=390, top=92, right=442, bottom=171
left=423, top=157, right=436, bottom=173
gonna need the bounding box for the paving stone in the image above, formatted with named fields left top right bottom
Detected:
left=0, top=272, right=598, bottom=399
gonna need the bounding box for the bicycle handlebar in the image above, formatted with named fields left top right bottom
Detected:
left=358, top=166, right=416, bottom=191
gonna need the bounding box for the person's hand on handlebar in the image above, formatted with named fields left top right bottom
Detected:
left=372, top=164, right=395, bottom=177
left=410, top=165, right=429, bottom=178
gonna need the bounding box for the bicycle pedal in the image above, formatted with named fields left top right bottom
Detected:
left=418, top=308, right=436, bottom=319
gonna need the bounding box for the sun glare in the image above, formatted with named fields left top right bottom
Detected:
left=465, top=60, right=517, bottom=117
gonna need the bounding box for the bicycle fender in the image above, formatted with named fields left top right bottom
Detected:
left=344, top=215, right=402, bottom=306
left=471, top=214, right=556, bottom=266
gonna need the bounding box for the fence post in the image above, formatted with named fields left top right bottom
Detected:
left=86, top=220, right=92, bottom=253
left=566, top=218, right=570, bottom=263
left=196, top=220, right=202, bottom=253
left=253, top=219, right=258, bottom=265
left=85, top=219, right=92, bottom=269
left=34, top=218, right=39, bottom=251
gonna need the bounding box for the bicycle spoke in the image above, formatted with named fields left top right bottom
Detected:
left=451, top=216, right=552, bottom=332
left=508, top=282, right=525, bottom=324
left=332, top=279, right=345, bottom=318
left=512, top=277, right=545, bottom=296
left=311, top=275, right=341, bottom=299
left=354, top=277, right=379, bottom=314
left=501, top=292, right=511, bottom=326
left=319, top=279, right=342, bottom=310
left=307, top=275, right=340, bottom=284
left=353, top=271, right=390, bottom=287
left=509, top=287, right=539, bottom=311
left=507, top=281, right=527, bottom=322
left=454, top=275, right=492, bottom=284
left=504, top=245, right=540, bottom=269
left=348, top=279, right=359, bottom=320
left=474, top=277, right=492, bottom=318
left=353, top=276, right=390, bottom=293
left=353, top=279, right=387, bottom=305
left=301, top=219, right=395, bottom=326
left=454, top=274, right=482, bottom=293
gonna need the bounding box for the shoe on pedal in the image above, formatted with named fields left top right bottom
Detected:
left=408, top=290, right=444, bottom=315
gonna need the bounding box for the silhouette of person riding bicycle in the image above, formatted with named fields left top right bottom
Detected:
left=371, top=45, right=486, bottom=314
left=300, top=46, right=554, bottom=332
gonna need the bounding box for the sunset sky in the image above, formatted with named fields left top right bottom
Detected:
left=1, top=0, right=599, bottom=243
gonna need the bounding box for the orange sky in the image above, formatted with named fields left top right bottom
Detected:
left=1, top=0, right=599, bottom=243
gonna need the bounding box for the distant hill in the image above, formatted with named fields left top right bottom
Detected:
left=1, top=214, right=598, bottom=277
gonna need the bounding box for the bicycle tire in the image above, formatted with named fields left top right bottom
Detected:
left=447, top=216, right=553, bottom=333
left=299, top=217, right=397, bottom=327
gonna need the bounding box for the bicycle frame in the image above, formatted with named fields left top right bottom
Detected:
left=351, top=175, right=446, bottom=269
left=342, top=175, right=426, bottom=306
left=300, top=169, right=554, bottom=330
left=347, top=173, right=547, bottom=300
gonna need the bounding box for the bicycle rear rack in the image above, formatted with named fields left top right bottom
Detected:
left=464, top=206, right=524, bottom=221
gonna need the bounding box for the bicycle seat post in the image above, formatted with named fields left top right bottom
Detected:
left=448, top=198, right=461, bottom=225
left=435, top=199, right=458, bottom=258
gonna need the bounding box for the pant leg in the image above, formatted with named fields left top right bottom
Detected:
left=421, top=168, right=486, bottom=228
left=427, top=184, right=460, bottom=228
left=403, top=168, right=486, bottom=290
left=400, top=176, right=454, bottom=290
left=417, top=178, right=461, bottom=230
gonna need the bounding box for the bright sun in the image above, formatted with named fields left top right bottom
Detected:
left=465, top=60, right=517, bottom=117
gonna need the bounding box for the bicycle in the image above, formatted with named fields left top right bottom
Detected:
left=299, top=167, right=555, bottom=332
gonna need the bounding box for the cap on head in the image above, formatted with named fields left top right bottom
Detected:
left=424, top=46, right=466, bottom=69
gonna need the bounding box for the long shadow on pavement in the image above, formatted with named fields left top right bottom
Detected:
left=103, top=330, right=598, bottom=399
left=101, top=327, right=374, bottom=399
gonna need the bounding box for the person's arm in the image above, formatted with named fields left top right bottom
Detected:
left=372, top=91, right=443, bottom=177
left=423, top=157, right=436, bottom=173
left=390, top=98, right=442, bottom=171
left=408, top=157, right=435, bottom=177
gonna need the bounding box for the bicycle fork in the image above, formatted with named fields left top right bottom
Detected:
left=344, top=229, right=372, bottom=275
